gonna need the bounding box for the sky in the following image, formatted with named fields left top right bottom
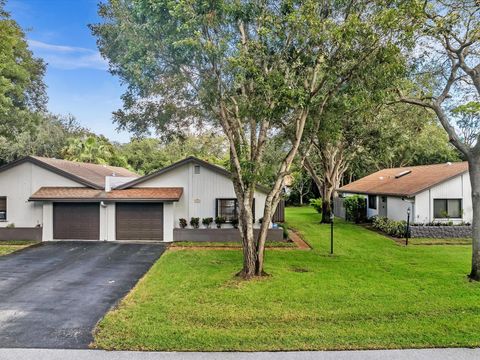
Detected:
left=5, top=0, right=131, bottom=143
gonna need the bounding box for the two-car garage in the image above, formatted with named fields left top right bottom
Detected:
left=52, top=202, right=164, bottom=241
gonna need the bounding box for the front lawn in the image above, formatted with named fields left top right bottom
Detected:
left=93, top=207, right=480, bottom=351
left=0, top=240, right=37, bottom=256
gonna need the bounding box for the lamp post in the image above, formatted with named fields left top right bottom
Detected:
left=330, top=212, right=334, bottom=254
left=406, top=207, right=411, bottom=246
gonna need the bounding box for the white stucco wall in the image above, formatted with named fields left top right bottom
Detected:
left=138, top=162, right=268, bottom=229
left=386, top=196, right=413, bottom=222
left=0, top=162, right=84, bottom=228
left=414, top=172, right=472, bottom=224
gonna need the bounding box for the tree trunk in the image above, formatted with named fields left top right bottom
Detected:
left=237, top=197, right=257, bottom=279
left=322, top=197, right=332, bottom=223
left=469, top=156, right=480, bottom=281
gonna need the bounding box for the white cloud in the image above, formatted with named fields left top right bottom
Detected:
left=28, top=39, right=108, bottom=71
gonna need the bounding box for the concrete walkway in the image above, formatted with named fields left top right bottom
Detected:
left=0, top=348, right=478, bottom=360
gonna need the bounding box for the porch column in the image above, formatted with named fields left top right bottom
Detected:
left=163, top=202, right=174, bottom=242
left=42, top=202, right=53, bottom=241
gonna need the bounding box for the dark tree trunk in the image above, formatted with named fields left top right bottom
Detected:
left=321, top=198, right=332, bottom=224
left=469, top=157, right=480, bottom=281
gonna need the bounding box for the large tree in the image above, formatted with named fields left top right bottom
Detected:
left=92, top=0, right=420, bottom=278
left=119, top=133, right=228, bottom=175
left=399, top=0, right=480, bottom=280
left=0, top=0, right=47, bottom=141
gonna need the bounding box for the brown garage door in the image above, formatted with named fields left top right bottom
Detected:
left=116, top=203, right=164, bottom=241
left=53, top=203, right=100, bottom=240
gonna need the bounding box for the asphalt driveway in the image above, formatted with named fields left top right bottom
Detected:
left=0, top=242, right=166, bottom=349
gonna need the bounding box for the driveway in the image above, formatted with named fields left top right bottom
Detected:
left=0, top=242, right=166, bottom=349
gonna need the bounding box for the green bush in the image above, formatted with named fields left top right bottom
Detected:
left=309, top=198, right=322, bottom=214
left=277, top=223, right=289, bottom=239
left=344, top=195, right=367, bottom=223
left=215, top=216, right=226, bottom=228
left=202, top=217, right=213, bottom=228
left=372, top=216, right=408, bottom=238
left=179, top=218, right=187, bottom=229
left=190, top=217, right=200, bottom=229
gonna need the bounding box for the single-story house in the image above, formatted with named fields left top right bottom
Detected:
left=335, top=162, right=472, bottom=224
left=0, top=156, right=283, bottom=242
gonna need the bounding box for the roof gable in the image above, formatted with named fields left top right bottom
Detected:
left=0, top=156, right=139, bottom=189
left=118, top=156, right=270, bottom=193
left=338, top=162, right=469, bottom=197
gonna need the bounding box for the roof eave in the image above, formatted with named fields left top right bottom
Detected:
left=29, top=197, right=181, bottom=202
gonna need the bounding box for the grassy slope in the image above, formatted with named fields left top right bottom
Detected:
left=93, top=207, right=480, bottom=351
left=0, top=241, right=37, bottom=256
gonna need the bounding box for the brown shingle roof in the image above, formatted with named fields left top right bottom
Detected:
left=29, top=187, right=183, bottom=201
left=338, top=162, right=469, bottom=197
left=30, top=156, right=138, bottom=188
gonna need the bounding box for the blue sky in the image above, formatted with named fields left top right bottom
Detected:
left=5, top=0, right=131, bottom=143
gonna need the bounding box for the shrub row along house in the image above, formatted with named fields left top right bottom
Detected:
left=335, top=162, right=472, bottom=225
left=0, top=156, right=283, bottom=242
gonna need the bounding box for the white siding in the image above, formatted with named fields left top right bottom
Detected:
left=138, top=162, right=268, bottom=228
left=386, top=197, right=412, bottom=222
left=414, top=173, right=472, bottom=224
left=0, top=162, right=84, bottom=228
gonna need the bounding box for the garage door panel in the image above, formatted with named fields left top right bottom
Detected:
left=116, top=203, right=163, bottom=241
left=53, top=203, right=100, bottom=240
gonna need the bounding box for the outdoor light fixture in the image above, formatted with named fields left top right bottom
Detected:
left=330, top=212, right=334, bottom=255
left=406, top=207, right=411, bottom=246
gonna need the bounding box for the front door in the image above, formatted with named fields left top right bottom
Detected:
left=379, top=196, right=387, bottom=217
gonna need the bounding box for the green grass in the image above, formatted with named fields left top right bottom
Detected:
left=93, top=207, right=480, bottom=351
left=0, top=240, right=37, bottom=256
left=171, top=241, right=296, bottom=248
left=410, top=238, right=472, bottom=245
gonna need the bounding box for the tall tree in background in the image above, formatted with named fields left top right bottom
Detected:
left=119, top=134, right=228, bottom=175
left=399, top=0, right=480, bottom=280
left=0, top=114, right=89, bottom=164
left=92, top=0, right=420, bottom=278
left=0, top=1, right=46, bottom=140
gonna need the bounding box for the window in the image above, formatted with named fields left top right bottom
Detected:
left=194, top=165, right=201, bottom=174
left=0, top=197, right=6, bottom=221
left=216, top=198, right=255, bottom=222
left=434, top=199, right=462, bottom=218
left=368, top=195, right=377, bottom=209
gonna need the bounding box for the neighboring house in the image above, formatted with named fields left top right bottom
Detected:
left=0, top=156, right=282, bottom=242
left=336, top=162, right=472, bottom=224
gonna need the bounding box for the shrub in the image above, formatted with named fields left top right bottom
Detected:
left=215, top=216, right=226, bottom=228
left=231, top=218, right=239, bottom=229
left=5, top=223, right=15, bottom=228
left=309, top=198, right=322, bottom=214
left=190, top=217, right=200, bottom=229
left=344, top=195, right=367, bottom=223
left=202, top=217, right=213, bottom=228
left=179, top=218, right=187, bottom=229
left=372, top=216, right=408, bottom=238
left=277, top=223, right=289, bottom=239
